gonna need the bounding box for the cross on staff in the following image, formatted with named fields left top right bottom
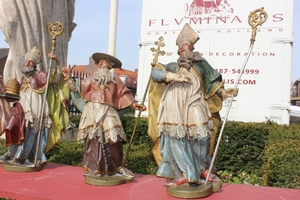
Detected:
left=151, top=36, right=166, bottom=67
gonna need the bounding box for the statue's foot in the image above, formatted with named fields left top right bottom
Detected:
left=83, top=171, right=103, bottom=177
left=166, top=177, right=187, bottom=186
left=118, top=167, right=134, bottom=182
left=9, top=159, right=20, bottom=164
left=34, top=160, right=47, bottom=167
left=91, top=172, right=103, bottom=177
left=94, top=173, right=103, bottom=177
left=23, top=159, right=35, bottom=168
left=83, top=171, right=92, bottom=176
left=0, top=153, right=11, bottom=162
left=201, top=170, right=220, bottom=182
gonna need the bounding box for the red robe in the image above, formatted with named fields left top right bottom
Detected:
left=4, top=102, right=26, bottom=146
left=77, top=73, right=136, bottom=175
left=80, top=73, right=135, bottom=110
left=20, top=71, right=48, bottom=91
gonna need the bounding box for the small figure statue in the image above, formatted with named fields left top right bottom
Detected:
left=62, top=53, right=146, bottom=185
left=0, top=78, right=22, bottom=164
left=0, top=75, right=10, bottom=140
left=0, top=46, right=68, bottom=171
left=149, top=23, right=238, bottom=198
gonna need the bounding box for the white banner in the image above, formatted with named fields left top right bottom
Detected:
left=137, top=0, right=294, bottom=124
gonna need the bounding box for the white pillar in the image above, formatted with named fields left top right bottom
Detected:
left=108, top=0, right=118, bottom=74
left=108, top=0, right=118, bottom=57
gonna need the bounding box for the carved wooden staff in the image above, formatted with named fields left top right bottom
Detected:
left=34, top=21, right=64, bottom=165
left=205, top=8, right=268, bottom=185
left=124, top=36, right=165, bottom=165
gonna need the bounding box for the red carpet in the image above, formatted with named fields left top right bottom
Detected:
left=0, top=163, right=299, bottom=200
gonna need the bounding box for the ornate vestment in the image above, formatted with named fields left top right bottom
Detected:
left=72, top=70, right=135, bottom=175
left=4, top=69, right=69, bottom=163
left=19, top=70, right=69, bottom=153
left=4, top=102, right=25, bottom=146
left=149, top=58, right=223, bottom=183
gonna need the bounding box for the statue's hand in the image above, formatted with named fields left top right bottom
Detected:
left=62, top=66, right=71, bottom=79
left=174, top=74, right=191, bottom=83
left=131, top=103, right=147, bottom=111
left=165, top=72, right=191, bottom=83
left=48, top=52, right=60, bottom=65
left=221, top=88, right=239, bottom=100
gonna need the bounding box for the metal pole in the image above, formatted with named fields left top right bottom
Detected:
left=204, top=8, right=268, bottom=185
left=124, top=36, right=165, bottom=164
left=34, top=21, right=64, bottom=165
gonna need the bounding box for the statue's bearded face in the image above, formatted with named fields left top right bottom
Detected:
left=93, top=65, right=116, bottom=86
left=177, top=41, right=194, bottom=58
left=177, top=41, right=194, bottom=69
left=22, top=60, right=37, bottom=77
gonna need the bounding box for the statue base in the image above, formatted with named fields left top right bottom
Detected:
left=84, top=173, right=129, bottom=186
left=2, top=161, right=43, bottom=172
left=167, top=182, right=222, bottom=199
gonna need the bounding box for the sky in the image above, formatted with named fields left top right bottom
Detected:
left=0, top=0, right=299, bottom=81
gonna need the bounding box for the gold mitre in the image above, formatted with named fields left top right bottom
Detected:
left=176, top=23, right=199, bottom=46
left=5, top=78, right=21, bottom=95
left=24, top=46, right=42, bottom=64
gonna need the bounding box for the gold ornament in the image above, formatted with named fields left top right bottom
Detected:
left=5, top=78, right=21, bottom=95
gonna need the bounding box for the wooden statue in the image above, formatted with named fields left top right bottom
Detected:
left=148, top=23, right=238, bottom=198
left=62, top=53, right=146, bottom=186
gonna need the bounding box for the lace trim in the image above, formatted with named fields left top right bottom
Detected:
left=158, top=124, right=211, bottom=139
left=78, top=125, right=126, bottom=143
